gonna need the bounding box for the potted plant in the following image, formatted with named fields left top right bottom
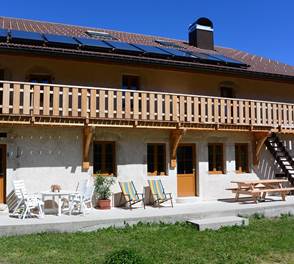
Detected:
left=94, top=174, right=115, bottom=209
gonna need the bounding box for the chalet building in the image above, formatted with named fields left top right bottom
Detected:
left=0, top=16, right=294, bottom=205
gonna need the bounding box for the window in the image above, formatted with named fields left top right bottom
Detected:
left=28, top=74, right=53, bottom=109
left=208, top=143, right=224, bottom=174
left=122, top=75, right=140, bottom=90
left=86, top=30, right=117, bottom=41
left=147, top=143, right=166, bottom=176
left=235, top=143, right=249, bottom=173
left=28, top=74, right=52, bottom=84
left=220, top=86, right=235, bottom=98
left=93, top=142, right=116, bottom=176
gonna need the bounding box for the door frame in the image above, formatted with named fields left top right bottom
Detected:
left=0, top=144, right=6, bottom=204
left=176, top=143, right=197, bottom=197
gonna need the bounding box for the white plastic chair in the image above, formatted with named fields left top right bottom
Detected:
left=12, top=180, right=44, bottom=219
left=69, top=182, right=94, bottom=216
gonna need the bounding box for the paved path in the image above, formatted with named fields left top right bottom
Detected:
left=0, top=196, right=294, bottom=236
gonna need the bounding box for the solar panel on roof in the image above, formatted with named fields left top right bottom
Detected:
left=188, top=52, right=222, bottom=62
left=44, top=34, right=78, bottom=47
left=75, top=37, right=112, bottom=50
left=0, top=29, right=8, bottom=41
left=10, top=30, right=44, bottom=44
left=159, top=47, right=192, bottom=58
left=155, top=40, right=182, bottom=49
left=105, top=41, right=142, bottom=53
left=132, top=44, right=171, bottom=56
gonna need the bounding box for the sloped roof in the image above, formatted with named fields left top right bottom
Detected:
left=0, top=16, right=294, bottom=81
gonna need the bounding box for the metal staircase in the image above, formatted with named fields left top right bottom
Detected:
left=265, top=133, right=294, bottom=185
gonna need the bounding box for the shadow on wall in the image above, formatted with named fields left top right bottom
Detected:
left=6, top=191, right=17, bottom=212
left=253, top=145, right=282, bottom=180
left=5, top=128, right=83, bottom=173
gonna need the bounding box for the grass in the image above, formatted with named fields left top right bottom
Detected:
left=0, top=216, right=294, bottom=264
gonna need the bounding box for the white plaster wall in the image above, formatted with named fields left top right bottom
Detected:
left=2, top=126, right=293, bottom=203
left=1, top=127, right=90, bottom=197
left=92, top=128, right=177, bottom=201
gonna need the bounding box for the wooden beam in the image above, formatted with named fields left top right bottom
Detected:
left=169, top=129, right=186, bottom=169
left=82, top=126, right=93, bottom=170
left=252, top=131, right=271, bottom=166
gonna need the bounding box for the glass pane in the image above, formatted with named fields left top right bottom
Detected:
left=157, top=144, right=165, bottom=174
left=208, top=144, right=214, bottom=171
left=105, top=143, right=114, bottom=174
left=215, top=145, right=223, bottom=171
left=93, top=144, right=102, bottom=174
left=177, top=146, right=193, bottom=174
left=147, top=144, right=155, bottom=173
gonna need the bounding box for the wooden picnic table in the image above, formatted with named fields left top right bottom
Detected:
left=230, top=179, right=294, bottom=203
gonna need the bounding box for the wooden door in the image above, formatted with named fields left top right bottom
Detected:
left=0, top=145, right=6, bottom=203
left=177, top=144, right=196, bottom=197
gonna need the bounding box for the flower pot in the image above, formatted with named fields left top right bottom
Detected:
left=97, top=199, right=111, bottom=209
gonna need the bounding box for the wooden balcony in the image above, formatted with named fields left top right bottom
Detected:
left=0, top=80, right=294, bottom=133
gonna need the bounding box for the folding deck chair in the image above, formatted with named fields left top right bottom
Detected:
left=12, top=180, right=44, bottom=219
left=119, top=181, right=145, bottom=209
left=148, top=179, right=173, bottom=208
left=69, top=181, right=94, bottom=216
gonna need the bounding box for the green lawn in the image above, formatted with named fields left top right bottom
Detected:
left=0, top=216, right=294, bottom=264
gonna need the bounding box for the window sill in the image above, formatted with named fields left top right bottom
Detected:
left=208, top=171, right=225, bottom=175
left=93, top=173, right=116, bottom=177
left=147, top=173, right=168, bottom=177
left=235, top=171, right=250, bottom=174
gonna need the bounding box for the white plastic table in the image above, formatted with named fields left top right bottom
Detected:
left=41, top=190, right=75, bottom=216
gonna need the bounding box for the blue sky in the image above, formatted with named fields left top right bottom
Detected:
left=1, top=0, right=294, bottom=66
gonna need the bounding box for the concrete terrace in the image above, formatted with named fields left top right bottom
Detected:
left=1, top=196, right=294, bottom=237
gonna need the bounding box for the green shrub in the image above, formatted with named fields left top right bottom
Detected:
left=104, top=249, right=145, bottom=264
left=94, top=174, right=115, bottom=200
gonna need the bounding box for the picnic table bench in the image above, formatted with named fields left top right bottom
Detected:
left=228, top=179, right=294, bottom=203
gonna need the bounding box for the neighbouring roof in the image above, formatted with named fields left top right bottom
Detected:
left=0, top=16, right=294, bottom=82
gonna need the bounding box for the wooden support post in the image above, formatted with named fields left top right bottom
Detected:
left=252, top=131, right=271, bottom=166
left=170, top=129, right=186, bottom=169
left=83, top=126, right=93, bottom=170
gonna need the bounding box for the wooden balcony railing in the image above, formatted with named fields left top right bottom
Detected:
left=0, top=80, right=294, bottom=131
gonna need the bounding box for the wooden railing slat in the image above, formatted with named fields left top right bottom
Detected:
left=193, top=97, right=199, bottom=123
left=90, top=89, right=96, bottom=118
left=81, top=88, right=88, bottom=118
left=164, top=94, right=170, bottom=121
left=108, top=90, right=114, bottom=118
left=141, top=93, right=147, bottom=120
left=179, top=96, right=185, bottom=122
left=99, top=90, right=105, bottom=118
left=125, top=92, right=131, bottom=119
left=207, top=98, right=212, bottom=123
left=23, top=84, right=31, bottom=115
left=186, top=96, right=192, bottom=122
left=33, top=85, right=40, bottom=115
left=12, top=83, right=20, bottom=115
left=133, top=93, right=139, bottom=119
left=72, top=88, right=79, bottom=117
left=43, top=86, right=50, bottom=116
left=172, top=95, right=178, bottom=122
left=149, top=93, right=155, bottom=120
left=53, top=86, right=60, bottom=116
left=62, top=87, right=69, bottom=117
